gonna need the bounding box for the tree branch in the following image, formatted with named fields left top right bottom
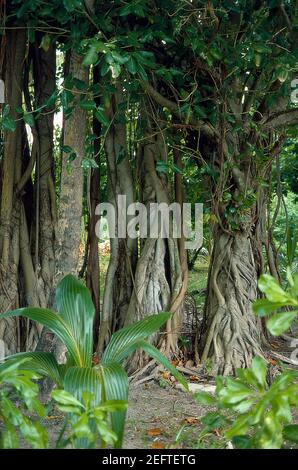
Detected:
left=263, top=108, right=298, bottom=130
left=140, top=80, right=217, bottom=138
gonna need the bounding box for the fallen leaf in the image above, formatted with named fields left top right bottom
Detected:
left=171, top=360, right=179, bottom=367
left=190, top=375, right=200, bottom=382
left=162, top=371, right=171, bottom=380
left=147, top=428, right=162, bottom=437
left=151, top=441, right=165, bottom=449
left=269, top=357, right=277, bottom=365
left=184, top=417, right=199, bottom=425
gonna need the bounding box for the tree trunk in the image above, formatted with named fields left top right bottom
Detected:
left=86, top=65, right=101, bottom=348
left=38, top=51, right=88, bottom=362
left=97, top=84, right=137, bottom=352
left=0, top=30, right=26, bottom=355
left=200, top=218, right=263, bottom=375
left=125, top=128, right=184, bottom=368
left=32, top=37, right=57, bottom=306
left=56, top=52, right=88, bottom=279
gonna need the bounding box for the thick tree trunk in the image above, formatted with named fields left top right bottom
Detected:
left=200, top=226, right=263, bottom=375
left=32, top=37, right=57, bottom=306
left=125, top=129, right=184, bottom=367
left=98, top=84, right=137, bottom=352
left=0, top=30, right=26, bottom=355
left=37, top=52, right=88, bottom=362
left=86, top=65, right=101, bottom=347
left=56, top=52, right=88, bottom=279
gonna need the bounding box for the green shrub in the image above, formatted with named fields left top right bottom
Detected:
left=196, top=356, right=298, bottom=448
left=51, top=389, right=126, bottom=448
left=253, top=272, right=298, bottom=335
left=0, top=359, right=48, bottom=448
left=195, top=270, right=298, bottom=449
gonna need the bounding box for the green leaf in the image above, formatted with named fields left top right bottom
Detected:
left=72, top=414, right=93, bottom=440
left=259, top=411, right=283, bottom=449
left=0, top=306, right=83, bottom=367
left=1, top=423, right=19, bottom=448
left=79, top=100, right=96, bottom=111
left=55, top=275, right=95, bottom=367
left=0, top=358, right=31, bottom=377
left=201, top=412, right=227, bottom=430
left=40, top=34, right=51, bottom=52
left=258, top=274, right=292, bottom=303
left=102, top=312, right=170, bottom=363
left=195, top=391, right=216, bottom=405
left=83, top=46, right=99, bottom=66
left=156, top=160, right=169, bottom=174
left=62, top=145, right=73, bottom=154
left=266, top=311, right=297, bottom=336
left=94, top=419, right=117, bottom=445
left=94, top=107, right=109, bottom=127
left=23, top=113, right=35, bottom=127
left=125, top=57, right=137, bottom=74
left=251, top=356, right=267, bottom=387
left=81, top=158, right=99, bottom=169
left=20, top=419, right=48, bottom=448
left=283, top=424, right=298, bottom=443
left=63, top=0, right=82, bottom=13
left=173, top=164, right=183, bottom=174
left=1, top=115, right=16, bottom=132
left=94, top=400, right=127, bottom=413
left=51, top=389, right=84, bottom=414
left=98, top=362, right=128, bottom=448
left=232, top=435, right=252, bottom=449
left=225, top=414, right=250, bottom=438
left=4, top=352, right=62, bottom=386
left=217, top=378, right=252, bottom=406
left=253, top=299, right=285, bottom=317
left=63, top=366, right=101, bottom=406
left=111, top=51, right=129, bottom=65
left=2, top=104, right=10, bottom=117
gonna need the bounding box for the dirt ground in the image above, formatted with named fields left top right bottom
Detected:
left=43, top=381, right=212, bottom=449
left=123, top=383, right=209, bottom=449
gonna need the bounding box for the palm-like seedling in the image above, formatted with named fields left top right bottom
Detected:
left=1, top=275, right=187, bottom=447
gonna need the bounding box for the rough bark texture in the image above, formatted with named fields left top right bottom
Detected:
left=86, top=64, right=101, bottom=347
left=0, top=30, right=26, bottom=355
left=32, top=38, right=57, bottom=306
left=55, top=52, right=88, bottom=279
left=200, top=229, right=263, bottom=375
left=98, top=85, right=137, bottom=352
left=125, top=127, right=184, bottom=368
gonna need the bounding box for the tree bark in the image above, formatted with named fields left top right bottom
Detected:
left=32, top=37, right=57, bottom=306
left=200, top=228, right=263, bottom=375
left=97, top=84, right=137, bottom=353
left=56, top=52, right=88, bottom=279
left=125, top=126, right=184, bottom=368
left=0, top=30, right=26, bottom=355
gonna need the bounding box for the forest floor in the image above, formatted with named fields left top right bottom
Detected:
left=43, top=381, right=216, bottom=449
